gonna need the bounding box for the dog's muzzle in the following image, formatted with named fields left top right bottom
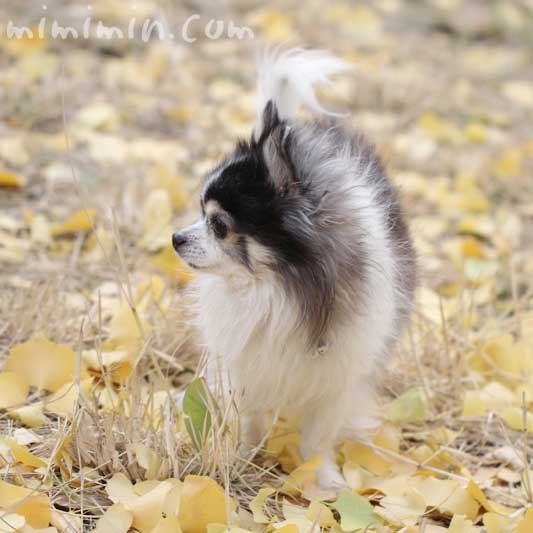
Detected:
left=172, top=232, right=187, bottom=252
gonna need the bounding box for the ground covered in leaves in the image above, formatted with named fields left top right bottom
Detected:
left=1, top=1, right=533, bottom=532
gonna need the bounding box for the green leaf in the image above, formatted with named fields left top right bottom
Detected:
left=182, top=377, right=212, bottom=450
left=386, top=386, right=427, bottom=423
left=330, top=491, right=382, bottom=531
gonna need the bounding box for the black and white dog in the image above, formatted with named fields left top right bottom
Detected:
left=173, top=49, right=416, bottom=488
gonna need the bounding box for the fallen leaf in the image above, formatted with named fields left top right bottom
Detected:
left=150, top=245, right=195, bottom=284
left=266, top=419, right=302, bottom=473
left=151, top=515, right=183, bottom=533
left=182, top=378, right=213, bottom=450
left=44, top=378, right=93, bottom=418
left=51, top=208, right=96, bottom=237
left=0, top=371, right=29, bottom=409
left=9, top=405, right=48, bottom=428
left=414, top=477, right=479, bottom=519
left=500, top=406, right=533, bottom=432
left=0, top=513, right=26, bottom=532
left=516, top=508, right=533, bottom=533
left=330, top=491, right=382, bottom=532
left=448, top=514, right=476, bottom=532
left=107, top=300, right=151, bottom=350
left=93, top=504, right=132, bottom=533
left=0, top=480, right=51, bottom=528
left=376, top=490, right=427, bottom=527
left=1, top=439, right=46, bottom=468
left=178, top=475, right=233, bottom=533
left=387, top=387, right=428, bottom=423
left=282, top=454, right=322, bottom=495
left=106, top=473, right=138, bottom=506
left=132, top=444, right=161, bottom=479
left=250, top=487, right=276, bottom=524
left=5, top=335, right=78, bottom=392
left=343, top=441, right=393, bottom=476
left=467, top=480, right=512, bottom=515
left=483, top=511, right=519, bottom=533
left=0, top=168, right=26, bottom=188
left=129, top=480, right=179, bottom=532
left=305, top=500, right=337, bottom=527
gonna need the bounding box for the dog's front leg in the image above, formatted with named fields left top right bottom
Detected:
left=299, top=394, right=348, bottom=490
left=238, top=411, right=265, bottom=457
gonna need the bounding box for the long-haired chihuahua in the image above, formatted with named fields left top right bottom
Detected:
left=172, top=48, right=416, bottom=488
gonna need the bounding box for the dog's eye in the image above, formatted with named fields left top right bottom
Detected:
left=211, top=216, right=227, bottom=240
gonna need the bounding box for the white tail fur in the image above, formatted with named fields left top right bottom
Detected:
left=254, top=48, right=350, bottom=137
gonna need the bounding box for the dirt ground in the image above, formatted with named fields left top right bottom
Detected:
left=0, top=1, right=532, bottom=531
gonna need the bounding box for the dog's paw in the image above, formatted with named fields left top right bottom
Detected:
left=316, top=461, right=348, bottom=491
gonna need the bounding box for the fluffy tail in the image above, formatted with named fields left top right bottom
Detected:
left=254, top=48, right=350, bottom=136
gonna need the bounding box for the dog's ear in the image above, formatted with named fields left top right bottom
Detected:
left=262, top=123, right=294, bottom=194
left=254, top=101, right=295, bottom=194
left=254, top=100, right=281, bottom=144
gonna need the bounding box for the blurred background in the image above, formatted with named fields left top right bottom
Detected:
left=1, top=1, right=532, bottom=320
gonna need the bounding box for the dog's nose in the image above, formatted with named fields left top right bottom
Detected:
left=172, top=232, right=187, bottom=251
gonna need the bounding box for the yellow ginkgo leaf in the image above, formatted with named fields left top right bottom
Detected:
left=342, top=461, right=365, bottom=490
left=2, top=438, right=47, bottom=468
left=467, top=479, right=512, bottom=515
left=410, top=476, right=479, bottom=519
left=265, top=419, right=301, bottom=473
left=106, top=474, right=182, bottom=532
left=0, top=513, right=27, bottom=531
left=483, top=511, right=519, bottom=533
left=250, top=487, right=276, bottom=524
left=51, top=208, right=96, bottom=237
left=45, top=378, right=93, bottom=418
left=0, top=371, right=29, bottom=409
left=282, top=454, right=322, bottom=495
left=9, top=404, right=48, bottom=428
left=500, top=406, right=533, bottom=432
left=5, top=334, right=78, bottom=392
left=106, top=473, right=138, bottom=506
left=448, top=514, right=475, bottom=532
left=150, top=245, right=195, bottom=284
left=343, top=440, right=393, bottom=476
left=0, top=480, right=51, bottom=528
left=151, top=515, right=183, bottom=533
left=178, top=475, right=233, bottom=533
left=93, top=504, right=133, bottom=533
left=516, top=508, right=533, bottom=533
left=129, top=480, right=179, bottom=533
left=82, top=349, right=133, bottom=384
left=132, top=444, right=161, bottom=480
left=0, top=169, right=26, bottom=188
left=306, top=500, right=337, bottom=527
left=272, top=525, right=298, bottom=533
left=376, top=491, right=427, bottom=527
left=135, top=275, right=165, bottom=311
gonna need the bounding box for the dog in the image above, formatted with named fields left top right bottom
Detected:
left=172, top=48, right=416, bottom=488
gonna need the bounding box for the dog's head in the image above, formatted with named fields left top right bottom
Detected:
left=172, top=102, right=317, bottom=278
